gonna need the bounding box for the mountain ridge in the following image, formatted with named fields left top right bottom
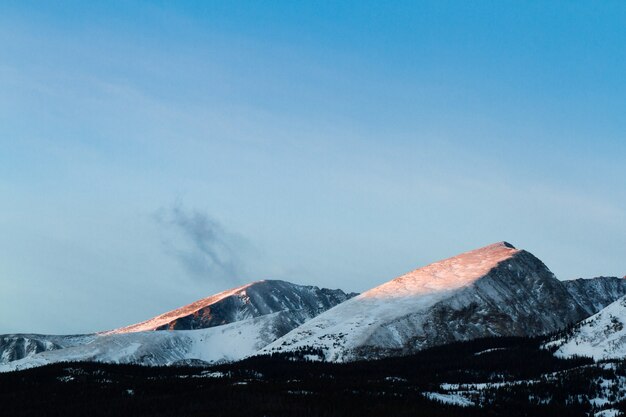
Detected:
left=561, top=276, right=626, bottom=316
left=107, top=280, right=356, bottom=334
left=3, top=241, right=626, bottom=371
left=262, top=242, right=597, bottom=361
left=0, top=280, right=356, bottom=367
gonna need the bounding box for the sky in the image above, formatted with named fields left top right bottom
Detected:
left=1, top=1, right=625, bottom=334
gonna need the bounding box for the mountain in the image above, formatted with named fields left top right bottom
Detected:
left=108, top=280, right=356, bottom=333
left=0, top=280, right=356, bottom=370
left=0, top=334, right=95, bottom=365
left=0, top=311, right=308, bottom=372
left=561, top=276, right=626, bottom=316
left=3, top=244, right=624, bottom=371
left=549, top=295, right=626, bottom=360
left=262, top=242, right=596, bottom=361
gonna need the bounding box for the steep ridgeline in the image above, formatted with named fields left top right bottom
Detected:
left=561, top=276, right=626, bottom=316
left=0, top=281, right=355, bottom=371
left=108, top=280, right=356, bottom=334
left=549, top=295, right=626, bottom=360
left=263, top=242, right=596, bottom=362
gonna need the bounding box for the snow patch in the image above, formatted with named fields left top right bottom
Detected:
left=554, top=296, right=626, bottom=360
left=423, top=392, right=474, bottom=407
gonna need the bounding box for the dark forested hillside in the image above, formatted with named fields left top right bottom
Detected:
left=2, top=336, right=624, bottom=417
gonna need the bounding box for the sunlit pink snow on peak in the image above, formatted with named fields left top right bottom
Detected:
left=361, top=242, right=519, bottom=300
left=106, top=281, right=263, bottom=334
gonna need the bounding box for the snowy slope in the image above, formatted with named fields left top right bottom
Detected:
left=263, top=242, right=589, bottom=361
left=4, top=245, right=622, bottom=370
left=108, top=280, right=355, bottom=333
left=551, top=296, right=626, bottom=360
left=0, top=334, right=95, bottom=365
left=0, top=310, right=306, bottom=372
left=0, top=280, right=355, bottom=371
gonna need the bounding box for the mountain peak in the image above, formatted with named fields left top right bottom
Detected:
left=262, top=242, right=540, bottom=360
left=106, top=279, right=355, bottom=335
left=106, top=282, right=256, bottom=334
left=362, top=241, right=519, bottom=301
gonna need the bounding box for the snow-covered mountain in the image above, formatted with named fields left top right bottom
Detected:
left=0, top=334, right=95, bottom=364
left=0, top=311, right=308, bottom=372
left=2, top=244, right=624, bottom=371
left=108, top=280, right=355, bottom=334
left=262, top=242, right=599, bottom=361
left=561, top=276, right=626, bottom=316
left=0, top=280, right=355, bottom=370
left=549, top=295, right=626, bottom=360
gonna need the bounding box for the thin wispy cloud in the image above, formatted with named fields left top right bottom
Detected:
left=155, top=204, right=251, bottom=285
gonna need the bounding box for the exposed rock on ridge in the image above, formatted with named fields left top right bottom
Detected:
left=561, top=276, right=626, bottom=316
left=263, top=242, right=602, bottom=361
left=109, top=280, right=357, bottom=334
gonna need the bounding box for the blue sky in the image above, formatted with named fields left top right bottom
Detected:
left=1, top=1, right=625, bottom=334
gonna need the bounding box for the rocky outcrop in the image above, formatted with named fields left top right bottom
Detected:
left=263, top=242, right=608, bottom=361
left=109, top=280, right=356, bottom=333
left=562, top=276, right=626, bottom=316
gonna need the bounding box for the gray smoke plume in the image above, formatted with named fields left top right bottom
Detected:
left=155, top=204, right=250, bottom=284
